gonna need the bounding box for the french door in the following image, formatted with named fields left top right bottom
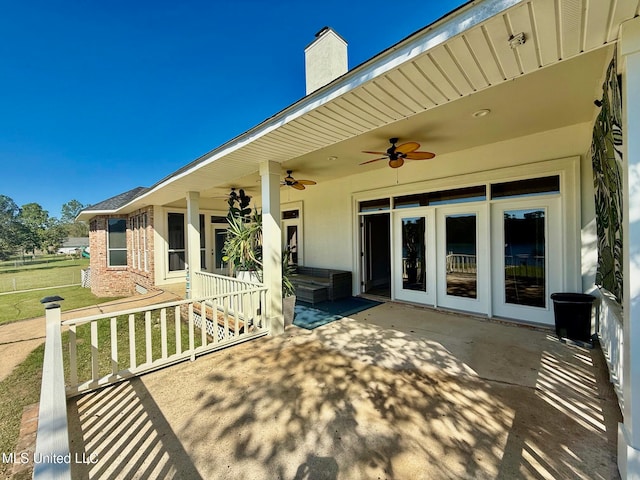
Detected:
left=385, top=198, right=560, bottom=323
left=211, top=224, right=228, bottom=274
left=282, top=220, right=300, bottom=266
left=436, top=204, right=488, bottom=314
left=393, top=210, right=435, bottom=304
left=491, top=197, right=561, bottom=324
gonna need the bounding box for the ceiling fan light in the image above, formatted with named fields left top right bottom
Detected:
left=281, top=170, right=316, bottom=189
left=362, top=138, right=435, bottom=168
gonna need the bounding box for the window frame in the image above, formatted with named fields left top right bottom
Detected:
left=167, top=212, right=186, bottom=272
left=107, top=218, right=128, bottom=267
left=129, top=213, right=149, bottom=272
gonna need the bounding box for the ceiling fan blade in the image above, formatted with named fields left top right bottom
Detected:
left=360, top=157, right=387, bottom=165
left=291, top=182, right=306, bottom=190
left=394, top=142, right=420, bottom=154
left=297, top=179, right=316, bottom=185
left=405, top=151, right=436, bottom=160
left=389, top=158, right=405, bottom=168
left=362, top=150, right=387, bottom=155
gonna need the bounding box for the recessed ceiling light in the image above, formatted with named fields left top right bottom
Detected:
left=472, top=109, right=491, bottom=118
left=328, top=156, right=338, bottom=161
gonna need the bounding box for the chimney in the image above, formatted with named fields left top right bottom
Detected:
left=304, top=27, right=348, bottom=95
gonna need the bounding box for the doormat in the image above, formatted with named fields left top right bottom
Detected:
left=293, top=297, right=382, bottom=330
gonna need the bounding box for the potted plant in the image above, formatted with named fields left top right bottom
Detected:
left=223, top=208, right=263, bottom=283
left=222, top=189, right=262, bottom=283
left=222, top=189, right=297, bottom=325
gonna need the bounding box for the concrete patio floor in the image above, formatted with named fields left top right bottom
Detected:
left=66, top=302, right=621, bottom=480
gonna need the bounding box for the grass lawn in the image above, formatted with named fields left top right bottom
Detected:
left=0, top=289, right=203, bottom=474
left=0, top=285, right=120, bottom=326
left=0, top=255, right=125, bottom=477
left=0, top=254, right=85, bottom=271
left=0, top=253, right=119, bottom=325
left=0, top=256, right=89, bottom=293
left=0, top=345, right=44, bottom=479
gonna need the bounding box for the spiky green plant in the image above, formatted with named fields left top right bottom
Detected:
left=222, top=208, right=263, bottom=275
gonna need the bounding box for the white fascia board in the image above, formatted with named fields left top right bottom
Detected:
left=123, top=0, right=525, bottom=211
left=76, top=210, right=119, bottom=221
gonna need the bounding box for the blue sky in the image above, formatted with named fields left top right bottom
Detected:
left=1, top=0, right=463, bottom=218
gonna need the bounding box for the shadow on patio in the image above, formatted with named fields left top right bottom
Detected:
left=67, top=303, right=621, bottom=479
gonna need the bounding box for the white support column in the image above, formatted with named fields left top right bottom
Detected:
left=619, top=16, right=640, bottom=480
left=186, top=191, right=201, bottom=298
left=260, top=160, right=284, bottom=334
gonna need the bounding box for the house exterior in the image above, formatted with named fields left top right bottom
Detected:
left=81, top=187, right=153, bottom=296
left=77, top=1, right=640, bottom=476
left=56, top=237, right=89, bottom=255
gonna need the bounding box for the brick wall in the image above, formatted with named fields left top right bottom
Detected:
left=88, top=206, right=156, bottom=297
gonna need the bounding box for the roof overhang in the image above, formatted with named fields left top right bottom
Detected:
left=80, top=0, right=639, bottom=218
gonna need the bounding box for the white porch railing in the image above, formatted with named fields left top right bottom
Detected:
left=446, top=253, right=477, bottom=273
left=63, top=286, right=268, bottom=397
left=33, top=275, right=267, bottom=479
left=597, top=288, right=624, bottom=409
left=192, top=270, right=261, bottom=297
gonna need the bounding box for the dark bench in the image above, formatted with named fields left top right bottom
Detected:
left=290, top=266, right=352, bottom=305
left=295, top=284, right=328, bottom=304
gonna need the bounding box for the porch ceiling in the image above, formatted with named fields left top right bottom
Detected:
left=124, top=0, right=638, bottom=212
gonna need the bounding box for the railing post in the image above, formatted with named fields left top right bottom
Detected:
left=186, top=191, right=201, bottom=299
left=194, top=271, right=201, bottom=297
left=34, top=296, right=71, bottom=480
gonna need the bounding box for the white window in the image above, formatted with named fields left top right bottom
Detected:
left=130, top=216, right=137, bottom=269
left=282, top=203, right=304, bottom=266
left=167, top=212, right=206, bottom=273
left=142, top=213, right=148, bottom=271
left=129, top=213, right=149, bottom=272
left=168, top=213, right=185, bottom=271
left=107, top=218, right=127, bottom=267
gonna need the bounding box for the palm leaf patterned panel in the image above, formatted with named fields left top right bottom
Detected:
left=591, top=51, right=624, bottom=305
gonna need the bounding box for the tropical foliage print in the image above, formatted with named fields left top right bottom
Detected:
left=591, top=53, right=624, bottom=304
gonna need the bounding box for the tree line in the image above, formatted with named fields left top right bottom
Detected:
left=0, top=195, right=88, bottom=260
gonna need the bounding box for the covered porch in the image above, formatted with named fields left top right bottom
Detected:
left=65, top=303, right=621, bottom=479
left=70, top=1, right=640, bottom=476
